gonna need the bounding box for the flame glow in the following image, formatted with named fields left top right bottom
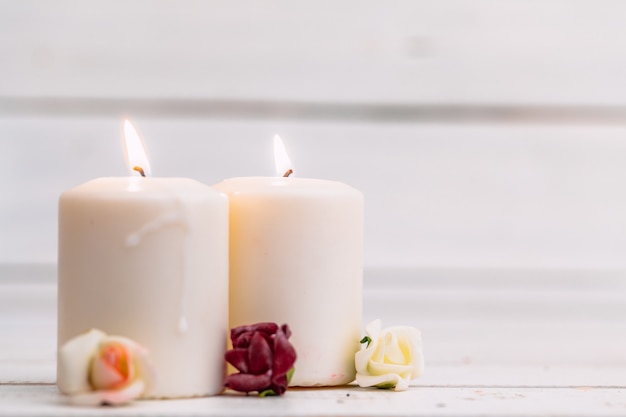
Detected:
left=273, top=135, right=293, bottom=177
left=123, top=120, right=152, bottom=177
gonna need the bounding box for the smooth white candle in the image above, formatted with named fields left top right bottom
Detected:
left=213, top=176, right=363, bottom=386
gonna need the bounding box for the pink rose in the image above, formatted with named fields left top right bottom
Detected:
left=57, top=329, right=154, bottom=406
left=225, top=322, right=297, bottom=396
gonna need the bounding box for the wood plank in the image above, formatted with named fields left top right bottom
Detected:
left=2, top=1, right=626, bottom=104
left=1, top=384, right=624, bottom=417
left=5, top=118, right=626, bottom=269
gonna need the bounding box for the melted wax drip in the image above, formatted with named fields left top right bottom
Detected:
left=125, top=212, right=182, bottom=247
left=125, top=207, right=191, bottom=334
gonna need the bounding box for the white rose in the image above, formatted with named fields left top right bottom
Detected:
left=57, top=329, right=154, bottom=406
left=355, top=319, right=424, bottom=391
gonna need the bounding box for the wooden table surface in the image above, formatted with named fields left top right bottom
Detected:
left=2, top=265, right=626, bottom=416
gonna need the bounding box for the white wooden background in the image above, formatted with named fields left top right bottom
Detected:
left=3, top=0, right=626, bottom=104
left=3, top=1, right=626, bottom=269
left=3, top=1, right=626, bottom=415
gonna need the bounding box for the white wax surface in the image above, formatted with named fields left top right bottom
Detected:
left=58, top=177, right=229, bottom=398
left=213, top=177, right=363, bottom=386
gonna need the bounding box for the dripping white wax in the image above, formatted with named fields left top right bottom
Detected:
left=57, top=177, right=229, bottom=398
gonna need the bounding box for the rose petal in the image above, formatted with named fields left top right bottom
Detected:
left=355, top=320, right=382, bottom=375
left=225, top=371, right=272, bottom=393
left=90, top=354, right=127, bottom=390
left=401, top=327, right=424, bottom=379
left=225, top=348, right=249, bottom=373
left=355, top=345, right=376, bottom=375
left=91, top=339, right=136, bottom=390
left=280, top=324, right=291, bottom=339
left=356, top=373, right=411, bottom=392
left=106, top=335, right=154, bottom=397
left=249, top=322, right=280, bottom=335
left=270, top=373, right=288, bottom=395
left=233, top=331, right=274, bottom=349
left=370, top=340, right=386, bottom=364
left=272, top=327, right=296, bottom=376
left=130, top=346, right=155, bottom=396
left=66, top=379, right=145, bottom=406
left=367, top=361, right=414, bottom=379
left=232, top=331, right=253, bottom=348
left=248, top=332, right=273, bottom=374
left=58, top=329, right=106, bottom=394
left=231, top=323, right=278, bottom=346
left=381, top=332, right=405, bottom=364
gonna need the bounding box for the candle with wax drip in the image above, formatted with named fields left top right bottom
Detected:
left=57, top=120, right=229, bottom=398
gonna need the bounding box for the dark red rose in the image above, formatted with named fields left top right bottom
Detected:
left=225, top=322, right=297, bottom=396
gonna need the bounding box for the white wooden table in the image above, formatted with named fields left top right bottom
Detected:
left=3, top=265, right=626, bottom=416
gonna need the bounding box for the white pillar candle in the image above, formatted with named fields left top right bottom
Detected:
left=213, top=137, right=363, bottom=386
left=57, top=122, right=229, bottom=398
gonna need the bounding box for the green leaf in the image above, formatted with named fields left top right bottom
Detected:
left=258, top=389, right=278, bottom=397
left=286, top=367, right=295, bottom=385
left=360, top=336, right=372, bottom=347
left=376, top=383, right=396, bottom=390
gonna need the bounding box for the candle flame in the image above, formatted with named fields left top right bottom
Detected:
left=123, top=120, right=152, bottom=177
left=273, top=135, right=293, bottom=177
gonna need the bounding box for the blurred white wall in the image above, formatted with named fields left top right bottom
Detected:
left=2, top=1, right=626, bottom=270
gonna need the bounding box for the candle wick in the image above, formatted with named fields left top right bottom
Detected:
left=133, top=166, right=146, bottom=177
left=283, top=169, right=293, bottom=178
